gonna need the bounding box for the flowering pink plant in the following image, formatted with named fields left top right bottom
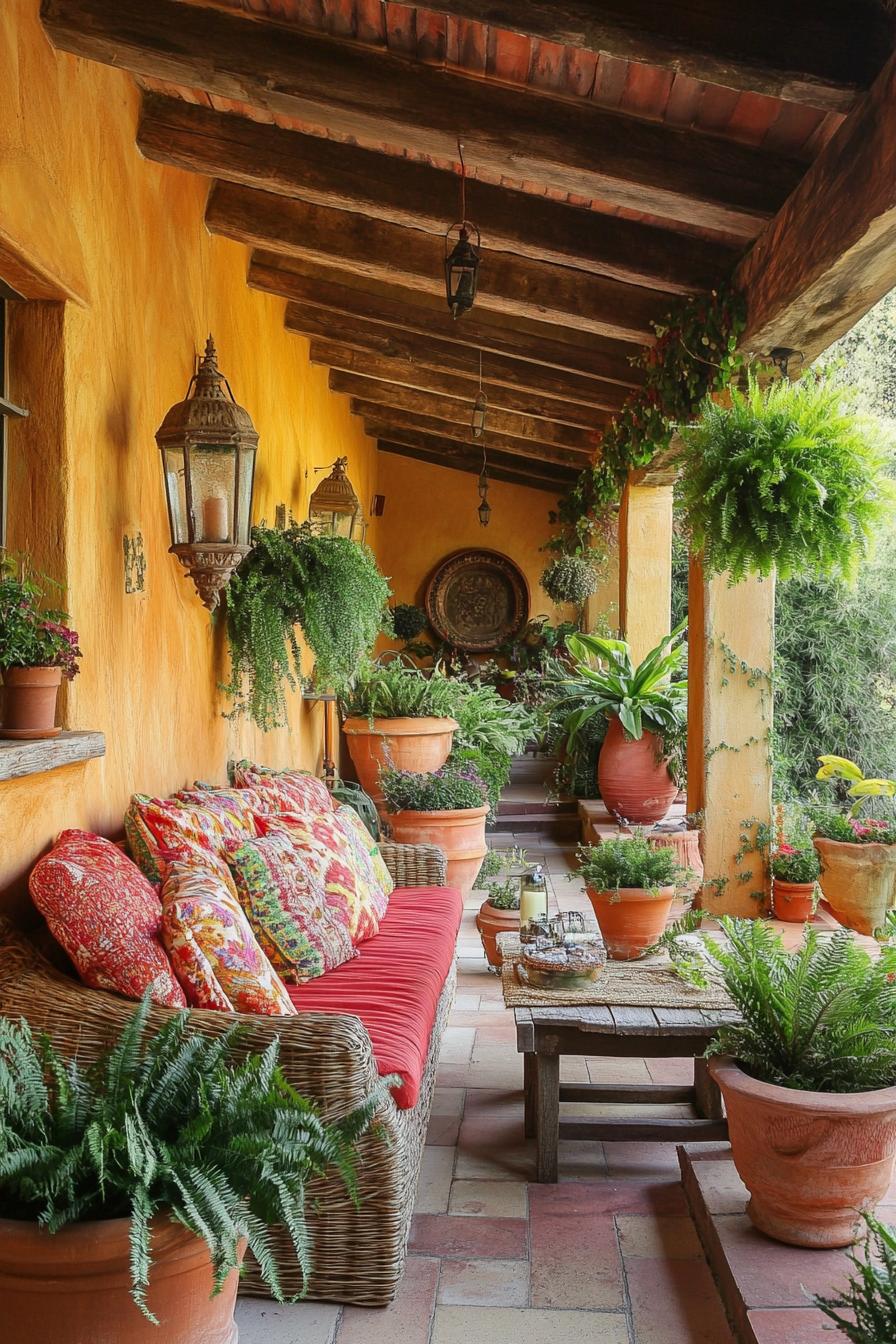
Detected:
left=0, top=557, right=82, bottom=678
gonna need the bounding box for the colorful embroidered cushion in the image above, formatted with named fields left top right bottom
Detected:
left=29, top=830, right=186, bottom=1007
left=336, top=803, right=395, bottom=909
left=230, top=759, right=335, bottom=816
left=160, top=852, right=296, bottom=1015
left=225, top=830, right=356, bottom=983
left=124, top=792, right=259, bottom=883
left=258, top=806, right=388, bottom=944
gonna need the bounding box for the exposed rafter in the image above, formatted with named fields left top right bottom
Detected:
left=356, top=405, right=586, bottom=469
left=377, top=438, right=572, bottom=494
left=347, top=396, right=596, bottom=457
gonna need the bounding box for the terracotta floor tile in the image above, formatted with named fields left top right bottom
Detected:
left=436, top=1258, right=530, bottom=1307
left=689, top=1154, right=750, bottom=1214
left=235, top=1300, right=340, bottom=1344
left=625, top=1256, right=737, bottom=1343
left=409, top=1213, right=529, bottom=1259
left=529, top=1189, right=623, bottom=1311
left=557, top=1139, right=608, bottom=1181
left=448, top=1178, right=528, bottom=1219
left=616, top=1213, right=703, bottom=1260
left=452, top=991, right=481, bottom=1012
left=713, top=1213, right=852, bottom=1308
left=585, top=1056, right=653, bottom=1085
left=603, top=1142, right=693, bottom=1180
left=430, top=1086, right=466, bottom=1117
left=531, top=1178, right=687, bottom=1218
left=645, top=1056, right=694, bottom=1086
left=414, top=1145, right=456, bottom=1214
left=439, top=1026, right=477, bottom=1063
left=336, top=1257, right=439, bottom=1344
left=432, top=1305, right=629, bottom=1344
left=747, top=1307, right=840, bottom=1343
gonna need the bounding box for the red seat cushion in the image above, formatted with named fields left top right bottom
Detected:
left=288, top=885, right=462, bottom=1108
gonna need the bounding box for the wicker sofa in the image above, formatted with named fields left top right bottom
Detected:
left=0, top=839, right=456, bottom=1308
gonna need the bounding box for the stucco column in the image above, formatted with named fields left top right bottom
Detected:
left=688, top=554, right=774, bottom=917
left=618, top=480, right=673, bottom=661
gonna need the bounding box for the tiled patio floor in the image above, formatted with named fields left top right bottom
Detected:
left=235, top=844, right=839, bottom=1344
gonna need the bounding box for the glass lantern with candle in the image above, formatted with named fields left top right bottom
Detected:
left=308, top=457, right=364, bottom=539
left=155, top=336, right=258, bottom=609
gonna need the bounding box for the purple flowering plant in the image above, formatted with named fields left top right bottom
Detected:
left=378, top=761, right=489, bottom=814
left=0, top=555, right=82, bottom=679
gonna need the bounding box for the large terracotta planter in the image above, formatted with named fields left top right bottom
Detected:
left=585, top=884, right=675, bottom=961
left=388, top=805, right=488, bottom=897
left=476, top=899, right=519, bottom=968
left=0, top=666, right=62, bottom=740
left=342, top=715, right=458, bottom=807
left=597, top=715, right=677, bottom=825
left=773, top=880, right=816, bottom=923
left=709, top=1056, right=896, bottom=1249
left=814, top=836, right=896, bottom=936
left=0, top=1214, right=245, bottom=1344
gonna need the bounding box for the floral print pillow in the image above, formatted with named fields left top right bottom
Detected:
left=225, top=830, right=356, bottom=983
left=335, top=803, right=395, bottom=909
left=124, top=792, right=258, bottom=884
left=230, top=759, right=335, bottom=816
left=29, top=830, right=186, bottom=1007
left=160, top=852, right=295, bottom=1016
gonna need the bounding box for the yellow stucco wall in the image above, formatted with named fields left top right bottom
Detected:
left=0, top=1, right=379, bottom=918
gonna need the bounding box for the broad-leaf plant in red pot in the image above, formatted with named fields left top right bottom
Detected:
left=0, top=554, right=81, bottom=740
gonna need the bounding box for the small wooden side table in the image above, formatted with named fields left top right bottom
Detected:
left=515, top=1004, right=732, bottom=1183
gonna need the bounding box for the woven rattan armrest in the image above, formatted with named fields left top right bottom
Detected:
left=379, top=841, right=447, bottom=887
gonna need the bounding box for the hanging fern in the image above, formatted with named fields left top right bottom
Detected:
left=677, top=375, right=893, bottom=584
left=223, top=523, right=391, bottom=730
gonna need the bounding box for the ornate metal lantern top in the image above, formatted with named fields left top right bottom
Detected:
left=155, top=336, right=259, bottom=452
left=308, top=456, right=363, bottom=538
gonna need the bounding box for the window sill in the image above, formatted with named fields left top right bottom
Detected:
left=0, top=730, right=105, bottom=782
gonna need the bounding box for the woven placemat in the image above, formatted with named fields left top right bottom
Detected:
left=500, top=956, right=734, bottom=1011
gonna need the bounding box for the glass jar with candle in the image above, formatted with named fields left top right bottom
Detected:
left=519, top=864, right=549, bottom=928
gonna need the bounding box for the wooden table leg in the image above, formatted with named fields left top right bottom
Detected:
left=523, top=1052, right=537, bottom=1139
left=694, top=1056, right=725, bottom=1121
left=536, top=1053, right=560, bottom=1183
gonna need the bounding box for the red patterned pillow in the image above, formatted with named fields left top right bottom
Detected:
left=230, top=759, right=335, bottom=816
left=29, top=830, right=186, bottom=1007
left=224, top=830, right=356, bottom=983
left=124, top=793, right=258, bottom=884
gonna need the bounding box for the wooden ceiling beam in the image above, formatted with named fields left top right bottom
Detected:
left=736, top=50, right=896, bottom=362
left=356, top=405, right=587, bottom=468
left=378, top=439, right=571, bottom=495
left=369, top=425, right=578, bottom=479
left=207, top=182, right=665, bottom=343
left=327, top=366, right=609, bottom=429
left=42, top=0, right=802, bottom=237
left=139, top=94, right=734, bottom=295
left=347, top=393, right=598, bottom=456
left=390, top=1, right=893, bottom=114
left=308, top=339, right=626, bottom=413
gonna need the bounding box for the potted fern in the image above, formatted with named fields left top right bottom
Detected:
left=705, top=919, right=896, bottom=1249
left=810, top=755, right=896, bottom=936
left=0, top=999, right=381, bottom=1343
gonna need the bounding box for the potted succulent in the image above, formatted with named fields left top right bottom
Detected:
left=705, top=918, right=896, bottom=1249
left=474, top=848, right=531, bottom=968
left=771, top=843, right=820, bottom=922
left=576, top=835, right=685, bottom=960
left=0, top=556, right=81, bottom=740
left=379, top=761, right=489, bottom=896
left=0, top=998, right=380, bottom=1344
left=810, top=755, right=896, bottom=935
left=814, top=1213, right=896, bottom=1340
left=556, top=621, right=687, bottom=824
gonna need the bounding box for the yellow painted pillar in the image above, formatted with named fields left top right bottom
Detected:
left=688, top=554, right=774, bottom=917
left=618, top=481, right=674, bottom=662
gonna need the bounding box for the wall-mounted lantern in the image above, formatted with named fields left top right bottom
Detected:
left=445, top=139, right=481, bottom=320
left=155, top=336, right=258, bottom=609
left=768, top=347, right=804, bottom=379
left=308, top=456, right=364, bottom=539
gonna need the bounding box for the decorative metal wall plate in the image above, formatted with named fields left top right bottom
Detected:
left=425, top=549, right=529, bottom=652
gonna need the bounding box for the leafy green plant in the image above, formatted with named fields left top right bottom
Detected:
left=449, top=745, right=509, bottom=820
left=540, top=555, right=601, bottom=610
left=450, top=680, right=536, bottom=760
left=677, top=375, right=892, bottom=583
left=474, top=849, right=505, bottom=886
left=0, top=998, right=383, bottom=1319
left=379, top=762, right=488, bottom=814
left=814, top=1213, right=896, bottom=1342
left=576, top=836, right=684, bottom=894
left=0, top=555, right=82, bottom=678
left=340, top=658, right=459, bottom=720
left=770, top=845, right=820, bottom=883
left=223, top=524, right=390, bottom=729
left=484, top=878, right=520, bottom=910
left=704, top=918, right=896, bottom=1092
left=390, top=603, right=428, bottom=642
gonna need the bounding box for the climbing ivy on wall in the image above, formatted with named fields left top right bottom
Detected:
left=549, top=284, right=747, bottom=550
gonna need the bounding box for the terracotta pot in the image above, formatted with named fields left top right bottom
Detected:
left=388, top=805, right=488, bottom=897
left=597, top=715, right=677, bottom=825
left=585, top=885, right=675, bottom=961
left=0, top=1214, right=245, bottom=1344
left=0, top=666, right=62, bottom=740
left=814, top=836, right=896, bottom=936
left=773, top=880, right=816, bottom=923
left=342, top=715, right=458, bottom=807
left=476, top=899, right=519, bottom=968
left=709, top=1056, right=896, bottom=1248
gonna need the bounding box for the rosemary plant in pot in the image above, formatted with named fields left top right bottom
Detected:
left=576, top=836, right=685, bottom=960
left=379, top=761, right=489, bottom=897
left=0, top=556, right=81, bottom=740
left=809, top=755, right=896, bottom=936
left=474, top=848, right=533, bottom=969
left=557, top=622, right=687, bottom=824
left=705, top=919, right=896, bottom=1249
left=0, top=999, right=381, bottom=1344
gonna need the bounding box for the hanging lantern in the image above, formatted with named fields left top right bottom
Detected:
left=308, top=456, right=364, bottom=539
left=471, top=350, right=488, bottom=439
left=477, top=451, right=491, bottom=527
left=444, top=139, right=481, bottom=320
left=155, top=335, right=258, bottom=610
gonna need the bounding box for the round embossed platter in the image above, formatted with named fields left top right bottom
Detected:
left=424, top=549, right=529, bottom=652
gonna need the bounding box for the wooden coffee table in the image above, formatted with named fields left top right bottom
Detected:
left=515, top=1004, right=733, bottom=1182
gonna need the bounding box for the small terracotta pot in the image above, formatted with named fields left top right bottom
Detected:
left=0, top=666, right=62, bottom=740
left=388, top=805, right=488, bottom=897
left=709, top=1055, right=896, bottom=1248
left=342, top=715, right=458, bottom=808
left=585, top=884, right=675, bottom=960
left=476, top=899, right=519, bottom=968
left=773, top=880, right=816, bottom=923
left=0, top=1214, right=245, bottom=1344
left=597, top=715, right=677, bottom=825
left=814, top=836, right=896, bottom=936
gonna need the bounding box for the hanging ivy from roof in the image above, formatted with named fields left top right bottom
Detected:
left=548, top=283, right=747, bottom=552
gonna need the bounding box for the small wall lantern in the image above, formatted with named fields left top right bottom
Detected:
left=308, top=456, right=364, bottom=539
left=155, top=336, right=258, bottom=609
